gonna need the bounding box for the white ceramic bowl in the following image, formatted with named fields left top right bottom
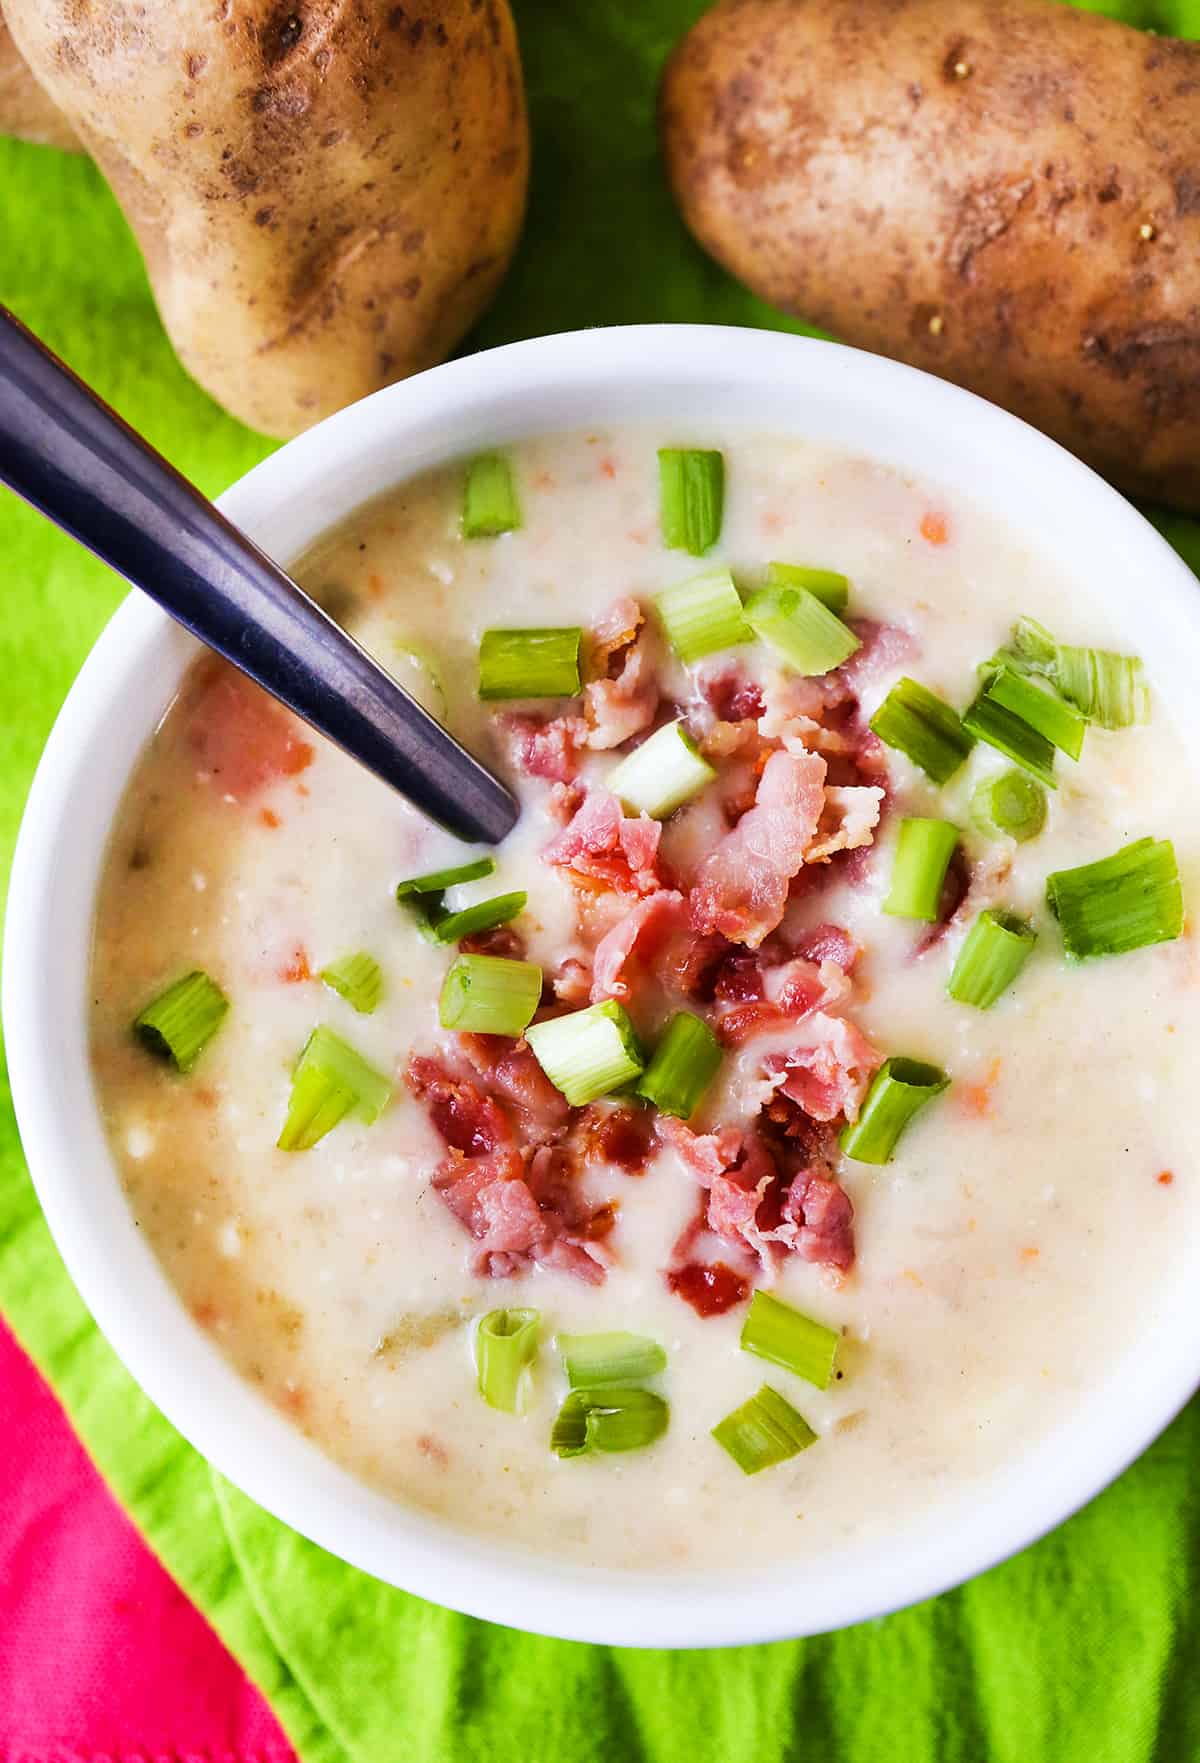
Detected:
left=7, top=325, right=1200, bottom=1647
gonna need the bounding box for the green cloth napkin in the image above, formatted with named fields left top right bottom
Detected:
left=4, top=3, right=1200, bottom=1758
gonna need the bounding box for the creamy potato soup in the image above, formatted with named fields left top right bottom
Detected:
left=90, top=430, right=1200, bottom=1572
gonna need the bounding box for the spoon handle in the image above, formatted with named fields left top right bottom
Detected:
left=0, top=307, right=518, bottom=845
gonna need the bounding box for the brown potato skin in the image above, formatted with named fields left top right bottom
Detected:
left=660, top=0, right=1200, bottom=512
left=2, top=0, right=528, bottom=437
left=0, top=18, right=79, bottom=149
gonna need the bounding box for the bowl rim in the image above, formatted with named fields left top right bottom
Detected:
left=7, top=322, right=1200, bottom=1648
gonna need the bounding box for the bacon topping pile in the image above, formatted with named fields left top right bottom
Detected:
left=406, top=596, right=912, bottom=1306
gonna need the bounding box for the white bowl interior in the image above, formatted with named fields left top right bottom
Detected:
left=6, top=326, right=1200, bottom=1646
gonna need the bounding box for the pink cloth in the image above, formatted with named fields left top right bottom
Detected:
left=0, top=1315, right=294, bottom=1762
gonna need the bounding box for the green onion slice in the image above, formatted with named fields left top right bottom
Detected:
left=1055, top=645, right=1149, bottom=729
left=982, top=664, right=1086, bottom=760
left=654, top=567, right=751, bottom=664
left=635, top=1011, right=722, bottom=1119
left=840, top=1057, right=949, bottom=1165
left=765, top=561, right=850, bottom=613
left=658, top=447, right=725, bottom=556
left=525, top=1000, right=645, bottom=1106
left=319, top=952, right=383, bottom=1015
left=134, top=970, right=229, bottom=1073
left=396, top=857, right=496, bottom=898
left=1047, top=837, right=1183, bottom=959
left=401, top=894, right=450, bottom=944
left=550, top=1386, right=669, bottom=1458
left=869, top=677, right=975, bottom=785
left=462, top=452, right=521, bottom=538
left=743, top=584, right=861, bottom=677
left=439, top=953, right=543, bottom=1036
left=993, top=616, right=1150, bottom=729
left=478, top=628, right=582, bottom=700
left=475, top=1307, right=540, bottom=1414
left=606, top=721, right=715, bottom=818
left=947, top=910, right=1037, bottom=1009
left=962, top=685, right=1057, bottom=787
left=277, top=1025, right=391, bottom=1151
left=558, top=1331, right=667, bottom=1389
left=883, top=818, right=959, bottom=922
left=712, top=1383, right=817, bottom=1475
left=970, top=770, right=1048, bottom=843
left=431, top=891, right=526, bottom=946
left=739, top=1290, right=840, bottom=1390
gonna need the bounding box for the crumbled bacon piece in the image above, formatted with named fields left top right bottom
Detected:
left=804, top=785, right=884, bottom=864
left=689, top=748, right=828, bottom=947
left=699, top=667, right=765, bottom=724
left=590, top=889, right=684, bottom=1001
left=544, top=789, right=664, bottom=896
left=667, top=1260, right=750, bottom=1317
left=552, top=956, right=593, bottom=1004
left=455, top=1035, right=570, bottom=1146
left=406, top=1056, right=606, bottom=1284
left=785, top=1170, right=856, bottom=1271
left=460, top=924, right=527, bottom=960
left=498, top=713, right=584, bottom=784
left=716, top=956, right=851, bottom=1046
left=762, top=1012, right=883, bottom=1123
left=582, top=598, right=659, bottom=750
left=577, top=1104, right=657, bottom=1174
left=791, top=923, right=860, bottom=970
left=839, top=618, right=915, bottom=688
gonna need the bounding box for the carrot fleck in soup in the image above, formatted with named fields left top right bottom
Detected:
left=89, top=431, right=1200, bottom=1571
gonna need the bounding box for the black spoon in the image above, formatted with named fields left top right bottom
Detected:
left=0, top=305, right=519, bottom=845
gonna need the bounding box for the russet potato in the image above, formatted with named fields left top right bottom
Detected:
left=3, top=0, right=528, bottom=436
left=661, top=0, right=1200, bottom=511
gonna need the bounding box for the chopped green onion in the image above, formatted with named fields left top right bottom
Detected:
left=607, top=721, right=715, bottom=818
left=1055, top=645, right=1150, bottom=729
left=1008, top=614, right=1058, bottom=672
left=525, top=1000, right=644, bottom=1106
left=401, top=894, right=450, bottom=943
left=277, top=1025, right=391, bottom=1151
left=558, top=1331, right=667, bottom=1388
left=475, top=1307, right=540, bottom=1414
left=478, top=628, right=582, bottom=700
left=396, top=857, right=496, bottom=898
left=765, top=561, right=849, bottom=613
left=994, top=616, right=1150, bottom=729
left=962, top=684, right=1057, bottom=787
left=739, top=1290, right=840, bottom=1390
left=947, top=910, right=1037, bottom=1009
left=550, top=1386, right=669, bottom=1457
left=431, top=891, right=526, bottom=945
left=869, top=677, right=975, bottom=785
left=840, top=1057, right=949, bottom=1164
left=462, top=452, right=521, bottom=538
left=319, top=952, right=383, bottom=1015
left=439, top=953, right=542, bottom=1035
left=134, top=970, right=229, bottom=1072
left=883, top=818, right=959, bottom=922
left=635, top=1011, right=721, bottom=1119
left=658, top=447, right=725, bottom=555
left=743, top=584, right=861, bottom=676
left=654, top=567, right=751, bottom=664
left=1047, top=837, right=1183, bottom=960
left=970, top=770, right=1048, bottom=843
left=712, top=1383, right=817, bottom=1474
left=982, top=665, right=1086, bottom=760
